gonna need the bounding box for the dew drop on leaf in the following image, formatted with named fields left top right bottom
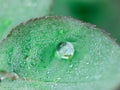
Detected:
left=56, top=42, right=74, bottom=59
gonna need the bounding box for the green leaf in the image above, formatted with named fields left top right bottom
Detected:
left=0, top=0, right=52, bottom=41
left=0, top=16, right=120, bottom=90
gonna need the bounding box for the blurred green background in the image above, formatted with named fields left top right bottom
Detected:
left=53, top=0, right=120, bottom=43
left=0, top=0, right=52, bottom=41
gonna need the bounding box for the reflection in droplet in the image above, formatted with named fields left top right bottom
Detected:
left=57, top=42, right=74, bottom=59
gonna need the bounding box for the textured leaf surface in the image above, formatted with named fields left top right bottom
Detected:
left=0, top=0, right=52, bottom=41
left=0, top=16, right=120, bottom=90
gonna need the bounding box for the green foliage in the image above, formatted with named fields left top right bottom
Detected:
left=0, top=16, right=120, bottom=90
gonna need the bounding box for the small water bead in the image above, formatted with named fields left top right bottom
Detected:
left=57, top=42, right=74, bottom=59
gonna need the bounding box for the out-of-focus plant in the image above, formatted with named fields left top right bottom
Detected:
left=0, top=0, right=52, bottom=41
left=53, top=0, right=120, bottom=43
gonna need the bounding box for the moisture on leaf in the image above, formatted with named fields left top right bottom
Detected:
left=0, top=16, right=120, bottom=90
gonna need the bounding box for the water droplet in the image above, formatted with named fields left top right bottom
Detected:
left=56, top=42, right=74, bottom=59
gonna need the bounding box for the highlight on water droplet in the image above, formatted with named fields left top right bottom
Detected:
left=56, top=42, right=74, bottom=59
